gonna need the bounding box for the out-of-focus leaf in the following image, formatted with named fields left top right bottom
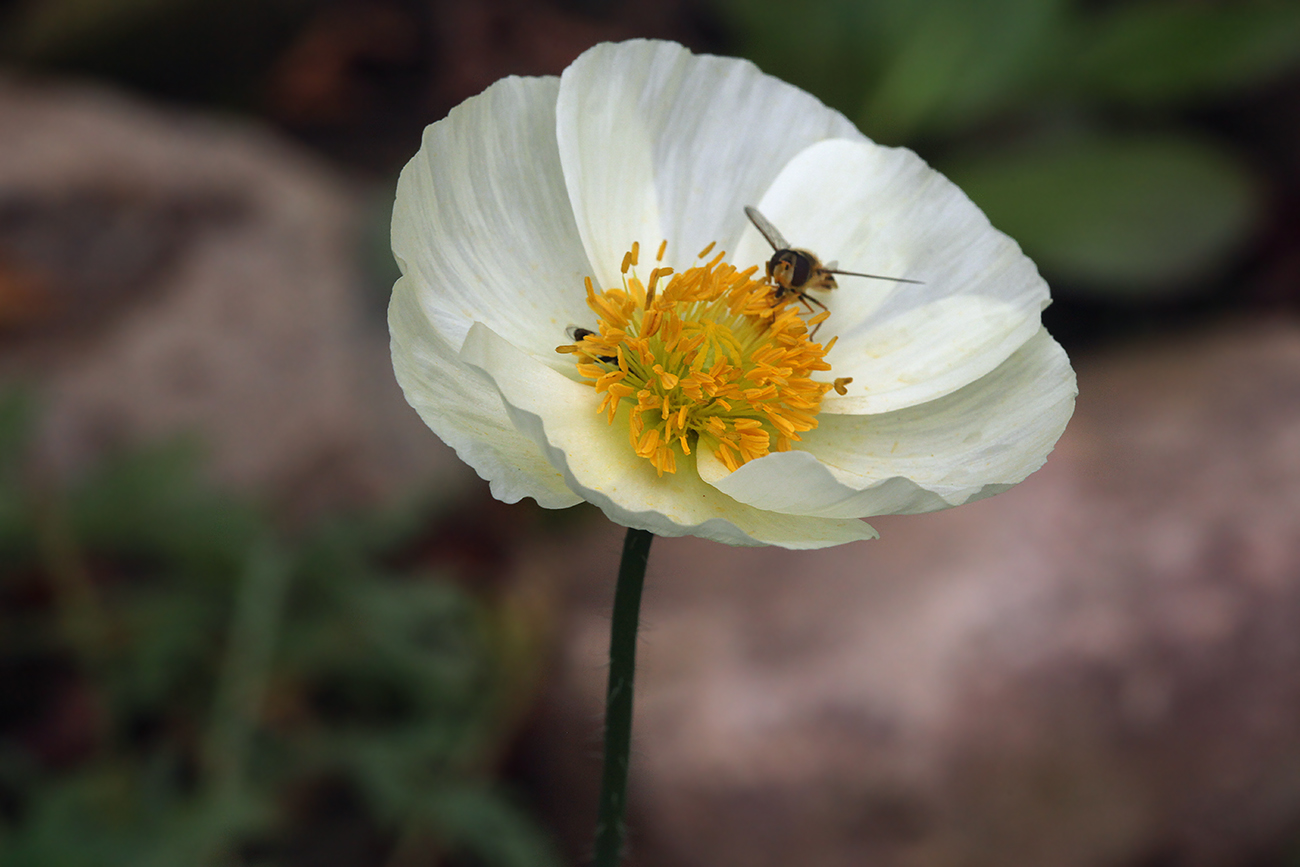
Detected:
left=420, top=785, right=562, bottom=867
left=70, top=439, right=261, bottom=578
left=355, top=581, right=481, bottom=689
left=724, top=0, right=1070, bottom=143
left=0, top=391, right=33, bottom=460
left=944, top=134, right=1260, bottom=293
left=857, top=0, right=1069, bottom=142
left=0, top=392, right=35, bottom=556
left=111, top=588, right=224, bottom=709
left=1077, top=2, right=1300, bottom=106
left=718, top=0, right=886, bottom=123
left=0, top=399, right=557, bottom=867
left=2, top=766, right=266, bottom=867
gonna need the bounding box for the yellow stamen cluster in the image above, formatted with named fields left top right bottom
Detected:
left=556, top=243, right=836, bottom=476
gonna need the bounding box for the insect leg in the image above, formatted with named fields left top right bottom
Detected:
left=799, top=292, right=828, bottom=313
left=799, top=292, right=830, bottom=339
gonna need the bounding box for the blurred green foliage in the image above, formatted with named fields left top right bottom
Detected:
left=945, top=135, right=1257, bottom=291
left=724, top=0, right=1300, bottom=297
left=0, top=393, right=559, bottom=867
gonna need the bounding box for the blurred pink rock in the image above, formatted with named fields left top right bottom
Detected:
left=0, top=77, right=469, bottom=514
left=533, top=321, right=1300, bottom=867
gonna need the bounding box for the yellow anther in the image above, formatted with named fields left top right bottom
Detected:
left=569, top=242, right=837, bottom=475
left=645, top=266, right=673, bottom=310
left=637, top=427, right=659, bottom=454
left=656, top=239, right=668, bottom=262
left=768, top=414, right=798, bottom=437
left=652, top=364, right=679, bottom=390
left=697, top=240, right=716, bottom=259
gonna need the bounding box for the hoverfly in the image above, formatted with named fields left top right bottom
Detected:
left=744, top=206, right=920, bottom=327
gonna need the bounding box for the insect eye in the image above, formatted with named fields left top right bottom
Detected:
left=790, top=253, right=812, bottom=287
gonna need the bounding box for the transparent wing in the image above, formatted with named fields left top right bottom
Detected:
left=566, top=325, right=596, bottom=341
left=744, top=206, right=789, bottom=251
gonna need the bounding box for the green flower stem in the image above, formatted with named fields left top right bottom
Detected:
left=594, top=527, right=654, bottom=867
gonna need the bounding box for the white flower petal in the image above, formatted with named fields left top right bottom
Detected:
left=556, top=40, right=862, bottom=287
left=459, top=322, right=879, bottom=549
left=699, top=329, right=1075, bottom=519
left=389, top=277, right=581, bottom=508
left=733, top=138, right=1049, bottom=414
left=392, top=74, right=593, bottom=360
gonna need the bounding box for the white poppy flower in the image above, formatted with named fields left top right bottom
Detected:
left=389, top=39, right=1076, bottom=550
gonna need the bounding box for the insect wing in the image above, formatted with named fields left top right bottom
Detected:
left=744, top=206, right=790, bottom=252
left=566, top=325, right=596, bottom=341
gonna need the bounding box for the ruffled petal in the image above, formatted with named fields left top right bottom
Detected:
left=392, top=74, right=594, bottom=361
left=698, top=329, right=1075, bottom=518
left=389, top=277, right=582, bottom=508
left=459, top=322, right=878, bottom=549
left=556, top=40, right=862, bottom=287
left=391, top=39, right=1075, bottom=545
left=733, top=138, right=1049, bottom=414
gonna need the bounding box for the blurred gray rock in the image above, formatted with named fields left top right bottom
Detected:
left=534, top=320, right=1300, bottom=867
left=0, top=76, right=467, bottom=514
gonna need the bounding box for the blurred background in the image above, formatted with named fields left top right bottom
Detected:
left=1, top=0, right=1299, bottom=865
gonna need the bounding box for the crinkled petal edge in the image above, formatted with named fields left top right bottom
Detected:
left=460, top=322, right=878, bottom=549
left=390, top=274, right=582, bottom=509
left=698, top=328, right=1076, bottom=518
